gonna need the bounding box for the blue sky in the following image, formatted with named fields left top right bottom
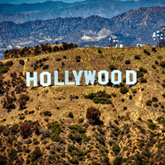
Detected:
left=0, top=0, right=133, bottom=5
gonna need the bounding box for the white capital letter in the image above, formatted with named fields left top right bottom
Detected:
left=126, top=70, right=137, bottom=85
left=40, top=72, right=51, bottom=87
left=26, top=72, right=37, bottom=87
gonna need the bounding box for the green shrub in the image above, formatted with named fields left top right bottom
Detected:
left=19, top=59, right=25, bottom=65
left=139, top=67, right=147, bottom=73
left=132, top=89, right=137, bottom=93
left=44, top=118, right=49, bottom=122
left=123, top=106, right=127, bottom=110
left=134, top=55, right=140, bottom=59
left=43, top=111, right=52, bottom=116
left=148, top=123, right=157, bottom=130
left=109, top=64, right=117, bottom=71
left=9, top=149, right=17, bottom=161
left=0, top=125, right=6, bottom=133
left=44, top=89, right=49, bottom=93
left=78, top=118, right=84, bottom=123
left=111, top=92, right=117, bottom=97
left=129, top=95, right=132, bottom=99
left=152, top=65, right=156, bottom=69
left=112, top=144, right=120, bottom=155
left=69, top=125, right=86, bottom=134
left=120, top=86, right=128, bottom=94
left=146, top=100, right=152, bottom=106
left=69, top=112, right=74, bottom=118
left=143, top=49, right=150, bottom=55
left=162, top=83, right=165, bottom=88
left=19, top=116, right=25, bottom=120
left=69, top=158, right=79, bottom=164
left=43, top=65, right=49, bottom=69
left=6, top=60, right=13, bottom=67
left=82, top=133, right=91, bottom=142
left=85, top=90, right=112, bottom=104
left=31, top=147, right=42, bottom=162
left=162, top=128, right=165, bottom=133
left=137, top=71, right=143, bottom=78
left=11, top=124, right=19, bottom=135
left=49, top=122, right=62, bottom=142
left=29, top=110, right=35, bottom=114
left=113, top=157, right=123, bottom=165
left=160, top=61, right=165, bottom=68
left=140, top=78, right=147, bottom=83
left=68, top=133, right=75, bottom=140
left=152, top=97, right=158, bottom=102
left=98, top=49, right=102, bottom=54
left=0, top=154, right=7, bottom=164
left=125, top=60, right=130, bottom=64
left=33, top=138, right=40, bottom=145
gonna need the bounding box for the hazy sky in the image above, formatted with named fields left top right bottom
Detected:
left=0, top=0, right=133, bottom=5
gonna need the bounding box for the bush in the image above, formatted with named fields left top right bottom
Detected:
left=137, top=71, right=143, bottom=78
left=113, top=156, right=123, bottom=165
left=125, top=60, right=130, bottom=64
left=140, top=78, right=147, bottom=83
left=78, top=118, right=84, bottom=123
left=11, top=124, right=19, bottom=135
left=162, top=83, right=165, bottom=88
left=98, top=49, right=102, bottom=54
left=44, top=118, right=49, bottom=122
left=109, top=64, right=117, bottom=71
left=75, top=56, right=81, bottom=62
left=155, top=60, right=159, bottom=65
left=68, top=133, right=74, bottom=140
left=129, top=95, right=132, bottom=99
left=69, top=112, right=74, bottom=118
left=33, top=138, right=40, bottom=145
left=148, top=123, right=157, bottom=130
left=9, top=149, right=17, bottom=161
left=20, top=122, right=33, bottom=138
left=43, top=65, right=49, bottom=69
left=146, top=100, right=152, bottom=106
left=19, top=116, right=25, bottom=120
left=152, top=47, right=156, bottom=52
left=152, top=65, right=156, bottom=69
left=18, top=94, right=29, bottom=110
left=6, top=60, right=13, bottom=67
left=160, top=61, right=165, bottom=68
left=144, top=49, right=150, bottom=55
left=132, top=89, right=137, bottom=93
left=0, top=154, right=7, bottom=164
left=86, top=106, right=101, bottom=122
left=19, top=59, right=25, bottom=65
left=0, top=125, right=6, bottom=133
left=43, top=111, right=52, bottom=116
left=31, top=147, right=42, bottom=162
left=134, top=55, right=140, bottom=59
left=120, top=86, right=128, bottom=94
left=152, top=97, right=158, bottom=102
left=139, top=67, right=147, bottom=73
left=49, top=122, right=62, bottom=142
left=113, top=144, right=120, bottom=155
left=85, top=90, right=112, bottom=104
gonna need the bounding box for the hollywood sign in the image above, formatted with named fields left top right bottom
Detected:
left=26, top=70, right=137, bottom=87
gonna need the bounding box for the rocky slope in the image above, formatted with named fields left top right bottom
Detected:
left=0, top=46, right=165, bottom=164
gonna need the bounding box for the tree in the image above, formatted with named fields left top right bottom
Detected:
left=86, top=106, right=101, bottom=122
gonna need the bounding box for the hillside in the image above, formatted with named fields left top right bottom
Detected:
left=0, top=46, right=165, bottom=164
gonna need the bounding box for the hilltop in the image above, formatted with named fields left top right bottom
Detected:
left=0, top=46, right=165, bottom=164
